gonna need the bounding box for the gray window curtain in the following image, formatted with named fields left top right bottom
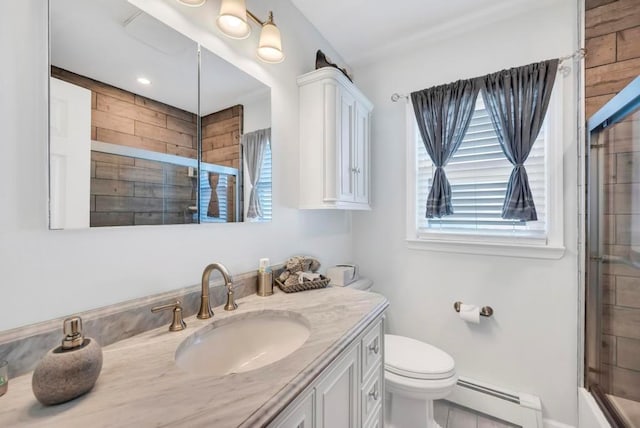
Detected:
left=411, top=79, right=480, bottom=218
left=480, top=59, right=559, bottom=221
left=242, top=128, right=270, bottom=219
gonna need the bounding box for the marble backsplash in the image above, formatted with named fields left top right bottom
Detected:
left=0, top=269, right=268, bottom=378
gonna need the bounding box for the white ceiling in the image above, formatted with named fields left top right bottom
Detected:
left=50, top=0, right=268, bottom=116
left=290, top=0, right=541, bottom=67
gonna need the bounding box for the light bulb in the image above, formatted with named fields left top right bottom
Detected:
left=176, top=0, right=206, bottom=6
left=257, top=18, right=284, bottom=63
left=216, top=0, right=251, bottom=39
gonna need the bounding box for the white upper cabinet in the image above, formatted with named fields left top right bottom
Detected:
left=297, top=68, right=373, bottom=210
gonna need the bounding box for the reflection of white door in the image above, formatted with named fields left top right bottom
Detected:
left=49, top=78, right=91, bottom=229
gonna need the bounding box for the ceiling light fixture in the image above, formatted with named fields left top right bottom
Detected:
left=176, top=0, right=206, bottom=6
left=137, top=77, right=152, bottom=85
left=256, top=12, right=284, bottom=64
left=216, top=0, right=285, bottom=63
left=216, top=0, right=251, bottom=39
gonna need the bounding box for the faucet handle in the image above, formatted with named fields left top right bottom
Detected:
left=151, top=301, right=187, bottom=332
left=224, top=287, right=238, bottom=311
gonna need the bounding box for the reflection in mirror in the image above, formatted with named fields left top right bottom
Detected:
left=49, top=0, right=272, bottom=228
left=199, top=47, right=272, bottom=223
left=50, top=0, right=199, bottom=228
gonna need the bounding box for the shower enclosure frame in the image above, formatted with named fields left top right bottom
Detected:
left=585, top=76, right=640, bottom=428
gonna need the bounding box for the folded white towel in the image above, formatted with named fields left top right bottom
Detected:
left=297, top=271, right=322, bottom=284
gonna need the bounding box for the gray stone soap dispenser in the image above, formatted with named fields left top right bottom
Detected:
left=32, top=316, right=103, bottom=405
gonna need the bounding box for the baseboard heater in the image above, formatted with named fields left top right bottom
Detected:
left=447, top=376, right=543, bottom=428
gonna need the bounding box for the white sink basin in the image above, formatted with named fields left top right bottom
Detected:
left=175, top=310, right=311, bottom=377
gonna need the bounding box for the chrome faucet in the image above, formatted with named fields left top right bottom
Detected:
left=198, top=263, right=237, bottom=319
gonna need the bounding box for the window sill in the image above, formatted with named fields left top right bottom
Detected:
left=406, top=238, right=566, bottom=260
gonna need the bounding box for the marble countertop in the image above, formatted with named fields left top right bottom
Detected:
left=1, top=287, right=388, bottom=427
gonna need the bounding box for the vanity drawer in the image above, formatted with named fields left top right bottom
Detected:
left=361, top=365, right=382, bottom=424
left=363, top=397, right=382, bottom=428
left=361, top=319, right=382, bottom=380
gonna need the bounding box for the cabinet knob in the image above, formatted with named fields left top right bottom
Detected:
left=369, top=387, right=379, bottom=401
left=351, top=167, right=361, bottom=174
left=368, top=341, right=379, bottom=354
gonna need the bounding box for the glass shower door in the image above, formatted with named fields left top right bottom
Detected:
left=587, top=77, right=640, bottom=428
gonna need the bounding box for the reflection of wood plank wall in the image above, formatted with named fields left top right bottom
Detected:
left=90, top=152, right=196, bottom=227
left=51, top=66, right=198, bottom=157
left=201, top=105, right=244, bottom=222
left=51, top=66, right=198, bottom=226
left=201, top=105, right=243, bottom=167
left=585, top=0, right=640, bottom=402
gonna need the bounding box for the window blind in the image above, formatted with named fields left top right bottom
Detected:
left=416, top=98, right=547, bottom=238
left=255, top=143, right=272, bottom=221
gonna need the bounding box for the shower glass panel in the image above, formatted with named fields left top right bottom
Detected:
left=587, top=77, right=640, bottom=428
left=88, top=149, right=198, bottom=227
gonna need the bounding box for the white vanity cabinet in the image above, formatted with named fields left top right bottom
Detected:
left=297, top=68, right=373, bottom=210
left=269, top=315, right=384, bottom=428
left=315, top=345, right=360, bottom=427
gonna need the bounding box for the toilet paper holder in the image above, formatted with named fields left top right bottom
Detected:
left=453, top=301, right=494, bottom=317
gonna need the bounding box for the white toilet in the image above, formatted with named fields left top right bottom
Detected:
left=344, top=278, right=458, bottom=428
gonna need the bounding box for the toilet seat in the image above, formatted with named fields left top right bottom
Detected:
left=384, top=334, right=456, bottom=380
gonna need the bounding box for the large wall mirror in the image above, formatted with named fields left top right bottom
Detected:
left=49, top=0, right=272, bottom=229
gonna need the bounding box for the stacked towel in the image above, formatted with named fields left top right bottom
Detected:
left=297, top=272, right=322, bottom=284
left=278, top=255, right=321, bottom=287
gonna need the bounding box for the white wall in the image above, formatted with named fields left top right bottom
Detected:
left=352, top=2, right=579, bottom=425
left=242, top=90, right=271, bottom=134
left=0, top=0, right=353, bottom=331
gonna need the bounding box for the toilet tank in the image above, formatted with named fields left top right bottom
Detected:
left=345, top=278, right=373, bottom=291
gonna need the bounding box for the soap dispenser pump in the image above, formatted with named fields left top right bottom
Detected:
left=32, top=316, right=103, bottom=406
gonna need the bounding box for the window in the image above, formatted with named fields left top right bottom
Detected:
left=407, top=91, right=564, bottom=258
left=254, top=143, right=272, bottom=221
left=199, top=171, right=230, bottom=223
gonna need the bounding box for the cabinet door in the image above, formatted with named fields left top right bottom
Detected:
left=337, top=90, right=355, bottom=202
left=270, top=388, right=315, bottom=428
left=315, top=345, right=359, bottom=428
left=353, top=103, right=369, bottom=205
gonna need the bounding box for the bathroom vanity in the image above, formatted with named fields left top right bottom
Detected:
left=270, top=311, right=384, bottom=428
left=0, top=287, right=387, bottom=427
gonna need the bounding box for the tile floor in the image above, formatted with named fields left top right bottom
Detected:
left=609, top=394, right=640, bottom=427
left=434, top=400, right=520, bottom=428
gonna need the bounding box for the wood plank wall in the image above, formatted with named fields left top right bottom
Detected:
left=585, top=0, right=640, bottom=116
left=585, top=0, right=640, bottom=402
left=51, top=67, right=198, bottom=158
left=52, top=66, right=198, bottom=226
left=201, top=105, right=244, bottom=222
left=201, top=105, right=243, bottom=167
left=90, top=152, right=197, bottom=227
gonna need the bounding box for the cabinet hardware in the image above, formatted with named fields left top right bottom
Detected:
left=369, top=387, right=379, bottom=401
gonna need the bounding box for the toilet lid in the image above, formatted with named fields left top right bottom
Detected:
left=384, top=334, right=456, bottom=380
